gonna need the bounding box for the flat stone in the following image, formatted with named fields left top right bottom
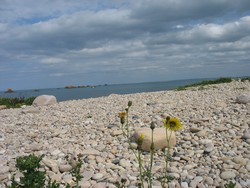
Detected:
left=51, top=149, right=61, bottom=156
left=184, top=165, right=194, bottom=170
left=242, top=131, right=250, bottom=139
left=190, top=127, right=202, bottom=133
left=63, top=174, right=74, bottom=185
left=111, top=130, right=123, bottom=136
left=199, top=139, right=212, bottom=145
left=49, top=172, right=62, bottom=182
left=92, top=173, right=104, bottom=180
left=82, top=170, right=94, bottom=181
left=79, top=180, right=91, bottom=188
left=0, top=174, right=8, bottom=181
left=81, top=149, right=100, bottom=155
left=119, top=159, right=131, bottom=168
left=194, top=176, right=203, bottom=183
left=96, top=156, right=104, bottom=163
left=112, top=158, right=120, bottom=164
left=59, top=164, right=72, bottom=173
left=42, top=158, right=59, bottom=173
left=0, top=166, right=9, bottom=174
left=93, top=182, right=108, bottom=188
left=190, top=180, right=199, bottom=188
left=168, top=172, right=180, bottom=179
left=220, top=171, right=236, bottom=180
left=204, top=177, right=213, bottom=185
left=29, top=143, right=43, bottom=151
left=214, top=127, right=229, bottom=132
left=196, top=130, right=207, bottom=137
left=22, top=107, right=40, bottom=114
left=180, top=155, right=190, bottom=161
left=216, top=101, right=227, bottom=108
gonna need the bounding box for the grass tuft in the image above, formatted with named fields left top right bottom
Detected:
left=175, top=77, right=233, bottom=91
left=0, top=97, right=36, bottom=108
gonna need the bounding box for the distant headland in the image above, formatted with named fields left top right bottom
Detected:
left=65, top=85, right=96, bottom=89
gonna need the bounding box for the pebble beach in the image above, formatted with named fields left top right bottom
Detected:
left=0, top=80, right=250, bottom=188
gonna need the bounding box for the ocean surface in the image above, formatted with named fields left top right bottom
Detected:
left=0, top=78, right=212, bottom=102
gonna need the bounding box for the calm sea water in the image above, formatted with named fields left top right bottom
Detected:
left=0, top=78, right=212, bottom=102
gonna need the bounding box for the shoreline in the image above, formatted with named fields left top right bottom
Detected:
left=0, top=80, right=250, bottom=187
left=0, top=77, right=224, bottom=102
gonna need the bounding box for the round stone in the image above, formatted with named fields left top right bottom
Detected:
left=246, top=164, right=250, bottom=171
left=233, top=156, right=246, bottom=165
left=181, top=182, right=188, bottom=188
left=204, top=177, right=213, bottom=185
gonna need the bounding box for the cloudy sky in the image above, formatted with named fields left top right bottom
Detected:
left=0, top=0, right=250, bottom=91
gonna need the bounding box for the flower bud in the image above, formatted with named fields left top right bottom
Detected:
left=128, top=101, right=132, bottom=107
left=166, top=116, right=170, bottom=122
left=150, top=121, right=156, bottom=130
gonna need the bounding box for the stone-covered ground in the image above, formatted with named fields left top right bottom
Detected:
left=0, top=80, right=249, bottom=187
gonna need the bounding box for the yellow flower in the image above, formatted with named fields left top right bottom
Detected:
left=118, top=111, right=126, bottom=124
left=139, top=134, right=145, bottom=140
left=118, top=112, right=126, bottom=118
left=164, top=117, right=182, bottom=131
left=137, top=134, right=145, bottom=146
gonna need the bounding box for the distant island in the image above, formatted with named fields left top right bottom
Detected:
left=5, top=88, right=14, bottom=93
left=65, top=85, right=96, bottom=89
left=65, top=84, right=108, bottom=89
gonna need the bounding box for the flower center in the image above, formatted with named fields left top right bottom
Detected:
left=170, top=121, right=176, bottom=127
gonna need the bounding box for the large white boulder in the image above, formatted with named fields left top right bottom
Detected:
left=133, top=127, right=176, bottom=152
left=32, top=95, right=57, bottom=106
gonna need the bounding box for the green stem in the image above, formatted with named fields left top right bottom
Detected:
left=126, top=107, right=130, bottom=137
left=121, top=128, right=146, bottom=172
left=149, top=129, right=154, bottom=188
left=138, top=149, right=145, bottom=188
left=164, top=127, right=172, bottom=186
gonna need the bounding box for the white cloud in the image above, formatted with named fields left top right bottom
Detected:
left=0, top=1, right=250, bottom=90
left=49, top=73, right=66, bottom=77
left=40, top=57, right=67, bottom=65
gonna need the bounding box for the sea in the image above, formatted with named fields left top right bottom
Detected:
left=0, top=78, right=214, bottom=102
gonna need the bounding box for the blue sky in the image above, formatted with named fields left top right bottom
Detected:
left=0, top=0, right=250, bottom=91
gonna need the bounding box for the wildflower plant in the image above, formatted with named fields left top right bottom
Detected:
left=5, top=154, right=83, bottom=188
left=161, top=116, right=182, bottom=186
left=118, top=101, right=183, bottom=188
